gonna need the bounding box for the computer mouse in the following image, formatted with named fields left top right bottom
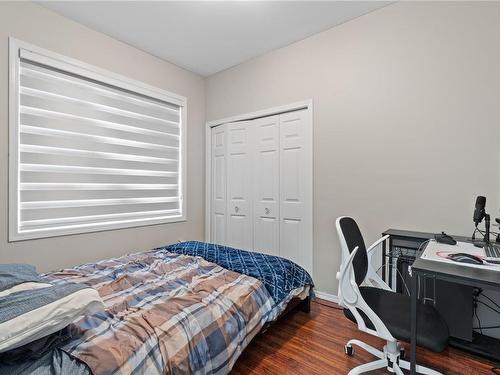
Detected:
left=448, top=253, right=483, bottom=265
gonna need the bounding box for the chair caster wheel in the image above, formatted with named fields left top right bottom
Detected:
left=400, top=348, right=405, bottom=360
left=344, top=345, right=354, bottom=356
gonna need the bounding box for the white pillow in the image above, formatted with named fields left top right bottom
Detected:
left=0, top=287, right=104, bottom=353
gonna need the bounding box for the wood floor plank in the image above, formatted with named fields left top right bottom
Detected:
left=231, top=300, right=499, bottom=374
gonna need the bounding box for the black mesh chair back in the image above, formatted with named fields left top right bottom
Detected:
left=338, top=217, right=368, bottom=286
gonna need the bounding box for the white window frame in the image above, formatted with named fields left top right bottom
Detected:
left=8, top=38, right=187, bottom=241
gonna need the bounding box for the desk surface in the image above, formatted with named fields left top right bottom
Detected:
left=412, top=244, right=500, bottom=289
left=383, top=228, right=470, bottom=242
left=383, top=228, right=436, bottom=240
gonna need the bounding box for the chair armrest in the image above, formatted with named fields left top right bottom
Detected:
left=365, top=235, right=392, bottom=291
left=366, top=234, right=390, bottom=255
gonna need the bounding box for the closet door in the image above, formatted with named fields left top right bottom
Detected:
left=226, top=122, right=253, bottom=250
left=253, top=115, right=280, bottom=256
left=210, top=125, right=227, bottom=244
left=279, top=110, right=313, bottom=274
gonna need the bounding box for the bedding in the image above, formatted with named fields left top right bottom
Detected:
left=0, top=282, right=53, bottom=298
left=0, top=284, right=103, bottom=353
left=0, top=243, right=313, bottom=375
left=0, top=265, right=104, bottom=354
left=162, top=241, right=314, bottom=306
left=0, top=264, right=42, bottom=291
left=0, top=328, right=89, bottom=375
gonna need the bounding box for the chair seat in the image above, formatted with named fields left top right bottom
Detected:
left=344, top=286, right=449, bottom=352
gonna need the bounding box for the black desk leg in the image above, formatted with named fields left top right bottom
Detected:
left=388, top=237, right=393, bottom=289
left=410, top=271, right=417, bottom=375
left=382, top=237, right=387, bottom=282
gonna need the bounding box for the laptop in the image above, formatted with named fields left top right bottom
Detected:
left=483, top=242, right=500, bottom=263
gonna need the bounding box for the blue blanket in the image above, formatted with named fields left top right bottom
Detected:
left=0, top=264, right=42, bottom=291
left=159, top=241, right=314, bottom=305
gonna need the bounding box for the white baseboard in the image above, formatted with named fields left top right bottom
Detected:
left=314, top=290, right=339, bottom=304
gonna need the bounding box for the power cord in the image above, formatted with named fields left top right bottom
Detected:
left=473, top=288, right=483, bottom=335
left=482, top=293, right=500, bottom=311
left=416, top=239, right=430, bottom=258
left=473, top=289, right=500, bottom=334
left=475, top=309, right=483, bottom=335
left=376, top=240, right=431, bottom=298
left=473, top=325, right=500, bottom=330
left=477, top=300, right=500, bottom=315
left=395, top=267, right=410, bottom=296
left=472, top=226, right=500, bottom=241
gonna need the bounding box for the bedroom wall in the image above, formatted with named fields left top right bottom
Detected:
left=0, top=2, right=206, bottom=270
left=206, top=1, right=500, bottom=298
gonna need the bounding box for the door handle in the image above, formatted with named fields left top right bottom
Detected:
left=234, top=206, right=240, bottom=213
left=265, top=208, right=270, bottom=215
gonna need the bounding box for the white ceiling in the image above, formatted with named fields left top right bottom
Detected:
left=39, top=1, right=390, bottom=77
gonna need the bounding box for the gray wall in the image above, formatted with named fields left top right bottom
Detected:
left=0, top=2, right=206, bottom=271
left=206, top=1, right=500, bottom=294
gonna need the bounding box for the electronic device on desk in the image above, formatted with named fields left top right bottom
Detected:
left=471, top=196, right=500, bottom=262
left=448, top=253, right=483, bottom=265
left=496, top=218, right=500, bottom=243
left=435, top=232, right=457, bottom=245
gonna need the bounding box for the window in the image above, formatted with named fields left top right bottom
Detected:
left=9, top=38, right=186, bottom=241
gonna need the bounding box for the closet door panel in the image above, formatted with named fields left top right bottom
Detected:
left=279, top=110, right=313, bottom=274
left=211, top=125, right=227, bottom=244
left=253, top=116, right=279, bottom=256
left=281, top=219, right=302, bottom=265
left=226, top=122, right=253, bottom=250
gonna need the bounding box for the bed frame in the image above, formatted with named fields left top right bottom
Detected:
left=287, top=295, right=311, bottom=314
left=261, top=295, right=311, bottom=334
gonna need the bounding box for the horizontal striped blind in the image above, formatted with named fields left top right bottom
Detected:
left=12, top=46, right=184, bottom=239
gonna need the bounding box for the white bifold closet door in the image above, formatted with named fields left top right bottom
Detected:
left=210, top=125, right=227, bottom=244
left=209, top=108, right=312, bottom=275
left=253, top=115, right=280, bottom=256
left=225, top=121, right=253, bottom=250
left=279, top=110, right=312, bottom=272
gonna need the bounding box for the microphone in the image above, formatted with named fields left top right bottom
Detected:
left=473, top=196, right=486, bottom=226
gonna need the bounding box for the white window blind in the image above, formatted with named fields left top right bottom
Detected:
left=9, top=39, right=186, bottom=241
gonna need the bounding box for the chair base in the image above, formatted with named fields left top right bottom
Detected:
left=345, top=339, right=442, bottom=375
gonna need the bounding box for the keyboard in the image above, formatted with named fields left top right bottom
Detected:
left=484, top=243, right=500, bottom=260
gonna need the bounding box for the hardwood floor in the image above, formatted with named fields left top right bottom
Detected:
left=231, top=299, right=499, bottom=374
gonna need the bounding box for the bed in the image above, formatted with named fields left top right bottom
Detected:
left=0, top=241, right=313, bottom=375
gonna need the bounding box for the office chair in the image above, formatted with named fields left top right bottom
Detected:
left=336, top=217, right=449, bottom=375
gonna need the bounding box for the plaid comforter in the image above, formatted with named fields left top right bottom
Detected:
left=42, top=249, right=276, bottom=375
left=162, top=241, right=314, bottom=305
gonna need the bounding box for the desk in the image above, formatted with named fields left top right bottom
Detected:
left=381, top=229, right=469, bottom=291
left=409, top=248, right=500, bottom=375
